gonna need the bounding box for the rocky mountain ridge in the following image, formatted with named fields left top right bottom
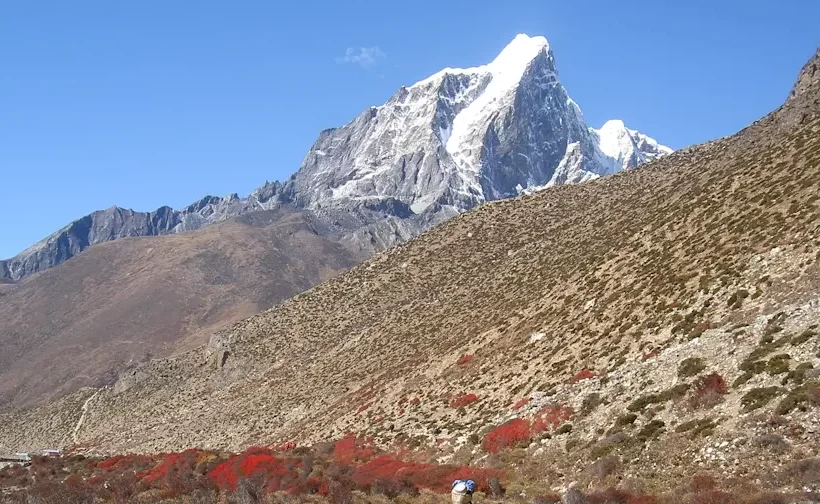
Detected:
left=0, top=34, right=669, bottom=282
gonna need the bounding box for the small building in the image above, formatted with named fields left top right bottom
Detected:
left=0, top=453, right=31, bottom=464
left=39, top=449, right=61, bottom=457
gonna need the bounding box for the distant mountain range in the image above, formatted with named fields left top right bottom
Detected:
left=0, top=34, right=669, bottom=283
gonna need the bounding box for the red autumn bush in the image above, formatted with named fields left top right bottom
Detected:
left=331, top=434, right=377, bottom=464
left=450, top=393, right=479, bottom=408
left=689, top=372, right=728, bottom=410
left=512, top=397, right=531, bottom=410
left=1, top=433, right=510, bottom=502
left=531, top=404, right=573, bottom=434
left=272, top=441, right=297, bottom=451
left=483, top=418, right=532, bottom=453
left=571, top=369, right=598, bottom=383
left=482, top=404, right=573, bottom=453
left=456, top=354, right=473, bottom=366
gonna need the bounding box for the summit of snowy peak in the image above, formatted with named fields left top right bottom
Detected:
left=488, top=34, right=551, bottom=73
left=599, top=119, right=629, bottom=133
left=410, top=34, right=551, bottom=89
left=594, top=120, right=673, bottom=171
left=442, top=34, right=558, bottom=181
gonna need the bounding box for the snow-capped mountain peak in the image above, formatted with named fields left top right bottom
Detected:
left=411, top=34, right=550, bottom=89
left=594, top=119, right=673, bottom=172
left=487, top=34, right=551, bottom=80
left=289, top=33, right=670, bottom=214
left=1, top=34, right=673, bottom=282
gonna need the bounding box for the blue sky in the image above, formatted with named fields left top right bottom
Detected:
left=1, top=0, right=818, bottom=259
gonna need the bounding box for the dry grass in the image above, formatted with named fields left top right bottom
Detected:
left=0, top=208, right=366, bottom=409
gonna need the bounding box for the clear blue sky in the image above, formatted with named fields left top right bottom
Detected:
left=1, top=0, right=818, bottom=259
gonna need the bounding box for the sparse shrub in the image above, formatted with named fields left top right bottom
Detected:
left=727, top=289, right=750, bottom=309
left=741, top=387, right=782, bottom=412
left=689, top=321, right=712, bottom=339
left=615, top=413, right=638, bottom=427
left=791, top=328, right=817, bottom=346
left=675, top=417, right=717, bottom=437
left=764, top=312, right=787, bottom=336
left=636, top=420, right=665, bottom=442
left=766, top=353, right=791, bottom=375
left=581, top=393, right=602, bottom=416
left=556, top=423, right=573, bottom=435
left=688, top=372, right=728, bottom=409
left=678, top=357, right=706, bottom=378
left=785, top=458, right=820, bottom=486
left=588, top=455, right=619, bottom=482
left=775, top=380, right=820, bottom=414
left=782, top=362, right=813, bottom=385
left=753, top=434, right=790, bottom=454
left=628, top=384, right=690, bottom=412
left=565, top=439, right=581, bottom=452
left=627, top=395, right=654, bottom=412
left=740, top=359, right=768, bottom=374
left=488, top=476, right=504, bottom=497
left=591, top=432, right=630, bottom=458
left=564, top=487, right=590, bottom=504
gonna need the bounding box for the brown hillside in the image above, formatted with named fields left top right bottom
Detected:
left=0, top=208, right=366, bottom=409
left=2, top=49, right=819, bottom=494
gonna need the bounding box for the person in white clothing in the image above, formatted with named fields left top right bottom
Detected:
left=451, top=479, right=476, bottom=504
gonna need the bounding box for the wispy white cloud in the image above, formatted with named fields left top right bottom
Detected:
left=336, top=46, right=386, bottom=68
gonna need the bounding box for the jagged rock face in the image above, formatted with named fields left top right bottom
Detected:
left=290, top=35, right=670, bottom=213
left=0, top=34, right=670, bottom=282
left=789, top=47, right=820, bottom=103
left=0, top=194, right=280, bottom=281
